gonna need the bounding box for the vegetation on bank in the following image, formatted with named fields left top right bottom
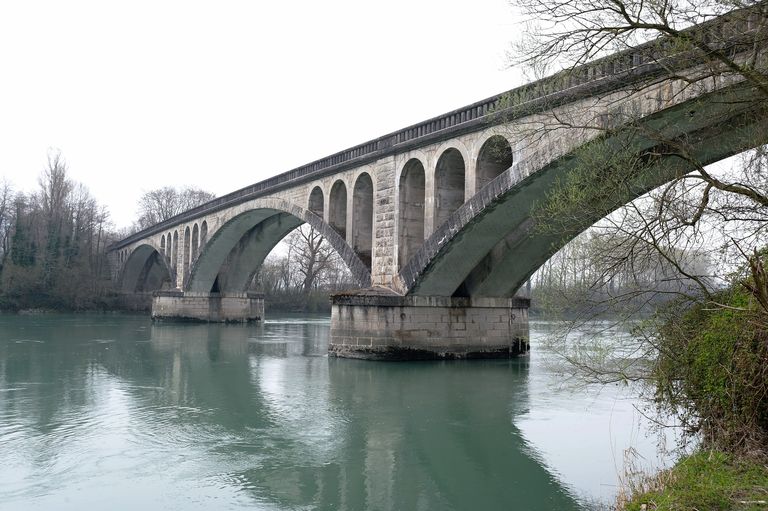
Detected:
left=615, top=264, right=768, bottom=510
left=621, top=451, right=768, bottom=511
left=653, top=285, right=768, bottom=453
left=0, top=150, right=352, bottom=314
left=0, top=152, right=118, bottom=312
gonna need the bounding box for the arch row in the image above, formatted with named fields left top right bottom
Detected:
left=395, top=134, right=515, bottom=270
left=305, top=169, right=376, bottom=270
left=186, top=197, right=371, bottom=294
left=300, top=134, right=514, bottom=275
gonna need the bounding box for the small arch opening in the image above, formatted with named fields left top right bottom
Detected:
left=172, top=231, right=179, bottom=268
left=434, top=148, right=466, bottom=228
left=183, top=226, right=191, bottom=281
left=352, top=173, right=374, bottom=269
left=192, top=223, right=200, bottom=260
left=309, top=186, right=324, bottom=219
left=329, top=180, right=347, bottom=239
left=200, top=222, right=208, bottom=246
left=398, top=158, right=426, bottom=269
left=476, top=135, right=513, bottom=192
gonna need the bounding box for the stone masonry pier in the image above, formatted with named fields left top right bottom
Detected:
left=329, top=289, right=530, bottom=360
left=151, top=291, right=264, bottom=323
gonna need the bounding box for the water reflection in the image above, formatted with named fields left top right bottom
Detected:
left=0, top=314, right=587, bottom=510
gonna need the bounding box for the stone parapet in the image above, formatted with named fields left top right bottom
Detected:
left=151, top=291, right=264, bottom=323
left=329, top=290, right=529, bottom=361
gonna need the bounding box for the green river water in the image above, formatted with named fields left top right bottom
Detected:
left=0, top=314, right=667, bottom=510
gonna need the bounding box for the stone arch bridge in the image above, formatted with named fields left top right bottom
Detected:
left=110, top=8, right=768, bottom=359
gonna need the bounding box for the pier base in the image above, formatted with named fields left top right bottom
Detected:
left=151, top=291, right=264, bottom=322
left=329, top=290, right=529, bottom=360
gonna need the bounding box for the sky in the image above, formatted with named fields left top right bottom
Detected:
left=0, top=0, right=523, bottom=229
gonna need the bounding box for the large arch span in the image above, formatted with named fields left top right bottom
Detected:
left=186, top=198, right=371, bottom=294
left=399, top=81, right=768, bottom=298
left=119, top=244, right=174, bottom=293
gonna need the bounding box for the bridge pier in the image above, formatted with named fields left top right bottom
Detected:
left=329, top=290, right=529, bottom=361
left=151, top=291, right=264, bottom=323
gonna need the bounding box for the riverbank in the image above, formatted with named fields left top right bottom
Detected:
left=620, top=451, right=768, bottom=510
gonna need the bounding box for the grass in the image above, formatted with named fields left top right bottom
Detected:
left=621, top=451, right=768, bottom=510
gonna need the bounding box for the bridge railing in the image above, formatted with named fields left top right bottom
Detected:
left=111, top=4, right=763, bottom=250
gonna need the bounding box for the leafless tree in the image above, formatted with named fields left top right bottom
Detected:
left=135, top=186, right=215, bottom=229
left=286, top=225, right=343, bottom=293
left=510, top=2, right=768, bottom=452
left=510, top=1, right=768, bottom=314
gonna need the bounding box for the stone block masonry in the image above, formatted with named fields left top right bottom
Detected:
left=329, top=289, right=529, bottom=360
left=152, top=291, right=264, bottom=322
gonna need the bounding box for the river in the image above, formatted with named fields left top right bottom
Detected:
left=0, top=313, right=669, bottom=510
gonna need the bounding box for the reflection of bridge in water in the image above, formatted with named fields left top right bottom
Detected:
left=142, top=321, right=583, bottom=510
left=110, top=6, right=768, bottom=359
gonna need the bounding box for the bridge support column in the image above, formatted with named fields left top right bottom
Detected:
left=329, top=290, right=529, bottom=360
left=151, top=291, right=264, bottom=322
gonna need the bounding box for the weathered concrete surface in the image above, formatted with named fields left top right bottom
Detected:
left=151, top=291, right=264, bottom=323
left=329, top=289, right=529, bottom=360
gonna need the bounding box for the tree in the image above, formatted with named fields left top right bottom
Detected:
left=507, top=0, right=768, bottom=311
left=286, top=225, right=343, bottom=293
left=252, top=225, right=353, bottom=311
left=135, top=186, right=215, bottom=229
left=0, top=151, right=116, bottom=310
left=0, top=179, right=14, bottom=270
left=510, top=0, right=768, bottom=453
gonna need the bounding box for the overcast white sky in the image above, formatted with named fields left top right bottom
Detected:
left=0, top=0, right=523, bottom=228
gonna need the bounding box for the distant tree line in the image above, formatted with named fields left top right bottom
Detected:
left=0, top=151, right=115, bottom=310
left=528, top=228, right=712, bottom=317
left=0, top=151, right=354, bottom=312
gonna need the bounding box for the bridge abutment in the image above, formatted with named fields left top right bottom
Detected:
left=151, top=291, right=264, bottom=323
left=329, top=290, right=529, bottom=360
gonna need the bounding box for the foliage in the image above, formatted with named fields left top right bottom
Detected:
left=511, top=0, right=768, bottom=312
left=508, top=3, right=768, bottom=491
left=0, top=151, right=118, bottom=311
left=621, top=450, right=768, bottom=511
left=653, top=275, right=768, bottom=452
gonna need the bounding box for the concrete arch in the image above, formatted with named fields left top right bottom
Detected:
left=476, top=135, right=513, bottom=193
left=329, top=180, right=347, bottom=239
left=398, top=158, right=426, bottom=270
left=308, top=186, right=324, bottom=219
left=352, top=172, right=374, bottom=270
left=209, top=213, right=304, bottom=293
left=434, top=148, right=466, bottom=229
left=398, top=84, right=768, bottom=297
left=119, top=244, right=174, bottom=293
left=186, top=197, right=371, bottom=293
left=200, top=221, right=208, bottom=246
left=160, top=235, right=166, bottom=256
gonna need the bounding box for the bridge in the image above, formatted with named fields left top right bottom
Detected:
left=110, top=6, right=768, bottom=359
